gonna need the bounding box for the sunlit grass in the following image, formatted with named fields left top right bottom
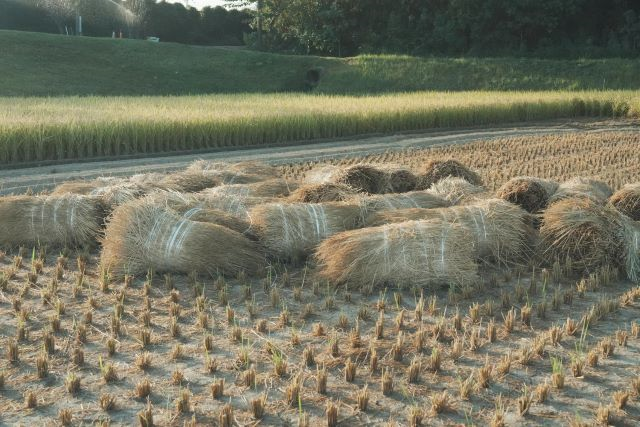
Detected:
left=0, top=90, right=637, bottom=164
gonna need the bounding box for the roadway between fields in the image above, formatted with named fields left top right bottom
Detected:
left=0, top=119, right=637, bottom=195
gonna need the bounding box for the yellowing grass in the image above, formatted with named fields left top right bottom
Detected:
left=0, top=91, right=638, bottom=165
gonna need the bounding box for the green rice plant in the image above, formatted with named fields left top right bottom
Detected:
left=0, top=91, right=637, bottom=165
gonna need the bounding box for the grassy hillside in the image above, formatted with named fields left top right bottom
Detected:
left=2, top=30, right=640, bottom=96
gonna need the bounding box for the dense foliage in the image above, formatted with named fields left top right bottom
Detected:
left=2, top=0, right=639, bottom=56
left=0, top=0, right=251, bottom=45
left=247, top=0, right=640, bottom=57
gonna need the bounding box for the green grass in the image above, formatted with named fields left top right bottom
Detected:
left=1, top=91, right=637, bottom=165
left=2, top=30, right=640, bottom=96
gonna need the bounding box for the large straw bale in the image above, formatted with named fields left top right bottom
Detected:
left=497, top=176, right=559, bottom=213
left=416, top=160, right=483, bottom=190
left=427, top=177, right=485, bottom=204
left=315, top=220, right=478, bottom=289
left=101, top=200, right=264, bottom=277
left=366, top=198, right=532, bottom=265
left=549, top=177, right=613, bottom=205
left=610, top=183, right=640, bottom=221
left=540, top=197, right=625, bottom=274
left=289, top=183, right=359, bottom=203
left=0, top=194, right=101, bottom=248
left=205, top=179, right=298, bottom=198
left=251, top=202, right=363, bottom=260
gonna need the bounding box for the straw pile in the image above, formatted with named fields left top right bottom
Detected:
left=379, top=166, right=418, bottom=193
left=416, top=160, right=483, bottom=190
left=143, top=191, right=257, bottom=239
left=304, top=165, right=341, bottom=184
left=0, top=194, right=102, bottom=248
left=623, top=219, right=640, bottom=283
left=549, top=177, right=613, bottom=205
left=205, top=179, right=298, bottom=198
left=250, top=202, right=363, bottom=260
left=497, top=176, right=559, bottom=213
left=91, top=182, right=149, bottom=210
left=198, top=190, right=271, bottom=220
left=540, top=198, right=625, bottom=274
left=427, top=177, right=485, bottom=204
left=333, top=164, right=386, bottom=194
left=159, top=170, right=220, bottom=193
left=187, top=160, right=281, bottom=184
left=610, top=183, right=640, bottom=221
left=366, top=198, right=531, bottom=265
left=315, top=220, right=478, bottom=289
left=101, top=200, right=264, bottom=277
left=359, top=191, right=450, bottom=219
left=52, top=181, right=102, bottom=196
left=288, top=183, right=359, bottom=203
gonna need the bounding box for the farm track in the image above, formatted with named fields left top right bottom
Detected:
left=0, top=119, right=637, bottom=195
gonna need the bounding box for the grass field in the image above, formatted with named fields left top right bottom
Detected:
left=3, top=30, right=640, bottom=96
left=1, top=91, right=638, bottom=165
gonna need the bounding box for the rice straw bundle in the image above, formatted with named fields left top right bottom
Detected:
left=366, top=198, right=531, bottom=265
left=251, top=202, right=363, bottom=260
left=129, top=172, right=169, bottom=190
left=416, top=160, right=483, bottom=190
left=497, top=176, right=559, bottom=213
left=288, top=183, right=359, bottom=203
left=205, top=179, right=298, bottom=198
left=427, top=177, right=485, bottom=204
left=358, top=191, right=450, bottom=218
left=333, top=164, right=385, bottom=194
left=187, top=160, right=281, bottom=183
left=143, top=191, right=257, bottom=239
left=0, top=194, right=101, bottom=248
left=198, top=190, right=271, bottom=220
left=91, top=182, right=149, bottom=210
left=622, top=219, right=640, bottom=282
left=159, top=170, right=220, bottom=193
left=378, top=166, right=418, bottom=193
left=304, top=165, right=341, bottom=184
left=549, top=177, right=613, bottom=205
left=315, top=220, right=478, bottom=289
left=610, top=183, right=640, bottom=221
left=540, top=198, right=625, bottom=274
left=101, top=200, right=264, bottom=277
left=51, top=181, right=102, bottom=196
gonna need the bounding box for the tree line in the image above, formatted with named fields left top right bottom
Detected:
left=0, top=0, right=251, bottom=45
left=241, top=0, right=640, bottom=57
left=2, top=0, right=640, bottom=56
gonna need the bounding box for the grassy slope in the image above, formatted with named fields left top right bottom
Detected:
left=2, top=30, right=640, bottom=96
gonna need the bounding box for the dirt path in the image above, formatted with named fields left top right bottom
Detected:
left=1, top=119, right=637, bottom=195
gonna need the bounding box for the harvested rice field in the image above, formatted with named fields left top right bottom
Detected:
left=1, top=130, right=640, bottom=426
